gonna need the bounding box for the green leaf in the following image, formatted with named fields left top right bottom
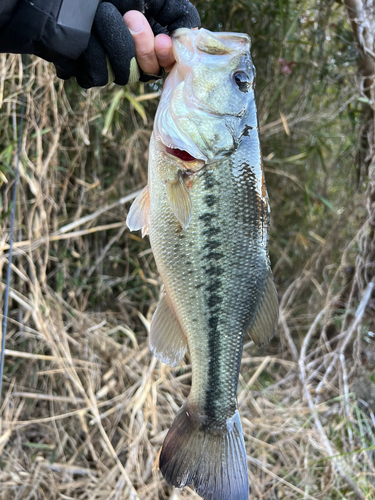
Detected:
left=357, top=96, right=371, bottom=104
left=285, top=152, right=308, bottom=162
left=123, top=91, right=147, bottom=124
left=23, top=442, right=55, bottom=450
left=0, top=143, right=14, bottom=164
left=102, top=88, right=125, bottom=136
left=30, top=128, right=52, bottom=139
left=316, top=194, right=335, bottom=213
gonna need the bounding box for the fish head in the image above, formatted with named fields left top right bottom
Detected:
left=154, top=28, right=257, bottom=164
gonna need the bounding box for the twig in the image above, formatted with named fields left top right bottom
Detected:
left=10, top=392, right=85, bottom=404
left=3, top=349, right=97, bottom=366
left=315, top=282, right=373, bottom=395
left=1, top=221, right=128, bottom=253
left=279, top=310, right=299, bottom=361
left=247, top=456, right=319, bottom=500
left=54, top=189, right=141, bottom=236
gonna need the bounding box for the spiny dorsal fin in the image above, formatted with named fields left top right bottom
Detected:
left=126, top=185, right=150, bottom=235
left=166, top=173, right=192, bottom=230
left=150, top=291, right=187, bottom=367
left=248, top=271, right=278, bottom=346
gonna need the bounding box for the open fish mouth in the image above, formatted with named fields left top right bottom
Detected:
left=154, top=121, right=208, bottom=162
left=165, top=146, right=198, bottom=162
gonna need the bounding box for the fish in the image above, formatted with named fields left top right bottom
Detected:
left=127, top=28, right=278, bottom=500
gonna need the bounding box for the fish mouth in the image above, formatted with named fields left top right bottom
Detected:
left=156, top=129, right=208, bottom=163
left=165, top=147, right=198, bottom=162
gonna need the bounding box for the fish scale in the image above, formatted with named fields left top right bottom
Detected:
left=126, top=27, right=278, bottom=500
left=149, top=133, right=269, bottom=426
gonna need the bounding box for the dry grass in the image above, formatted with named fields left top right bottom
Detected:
left=1, top=13, right=375, bottom=499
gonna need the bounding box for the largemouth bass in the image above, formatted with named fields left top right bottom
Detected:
left=127, top=28, right=278, bottom=500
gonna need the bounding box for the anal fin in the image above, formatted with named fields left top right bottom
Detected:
left=150, top=291, right=187, bottom=367
left=126, top=185, right=150, bottom=236
left=248, top=271, right=278, bottom=346
left=166, top=172, right=192, bottom=230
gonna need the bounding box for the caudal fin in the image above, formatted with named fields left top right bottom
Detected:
left=159, top=404, right=249, bottom=500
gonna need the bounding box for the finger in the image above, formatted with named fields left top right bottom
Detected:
left=95, top=3, right=135, bottom=86
left=154, top=34, right=175, bottom=72
left=124, top=10, right=160, bottom=75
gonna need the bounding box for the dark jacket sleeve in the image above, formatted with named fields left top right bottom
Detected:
left=0, top=0, right=21, bottom=29
left=0, top=0, right=99, bottom=60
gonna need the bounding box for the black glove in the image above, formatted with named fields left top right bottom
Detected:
left=55, top=0, right=200, bottom=88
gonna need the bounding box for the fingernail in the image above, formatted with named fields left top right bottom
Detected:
left=127, top=16, right=144, bottom=34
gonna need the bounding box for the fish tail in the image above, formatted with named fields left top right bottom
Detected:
left=159, top=403, right=249, bottom=500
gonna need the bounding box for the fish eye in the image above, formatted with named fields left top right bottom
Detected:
left=234, top=71, right=251, bottom=92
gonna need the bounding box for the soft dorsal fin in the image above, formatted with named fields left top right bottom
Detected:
left=150, top=291, right=187, bottom=367
left=247, top=271, right=278, bottom=346
left=126, top=185, right=150, bottom=235
left=166, top=173, right=192, bottom=230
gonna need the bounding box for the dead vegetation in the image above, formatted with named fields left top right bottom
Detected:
left=1, top=1, right=375, bottom=498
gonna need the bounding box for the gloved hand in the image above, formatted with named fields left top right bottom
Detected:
left=55, top=0, right=200, bottom=88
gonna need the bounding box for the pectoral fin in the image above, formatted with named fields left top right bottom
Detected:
left=150, top=291, right=187, bottom=367
left=166, top=173, right=192, bottom=230
left=248, top=272, right=278, bottom=346
left=126, top=185, right=150, bottom=235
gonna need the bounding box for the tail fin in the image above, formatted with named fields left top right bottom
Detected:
left=159, top=404, right=249, bottom=500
